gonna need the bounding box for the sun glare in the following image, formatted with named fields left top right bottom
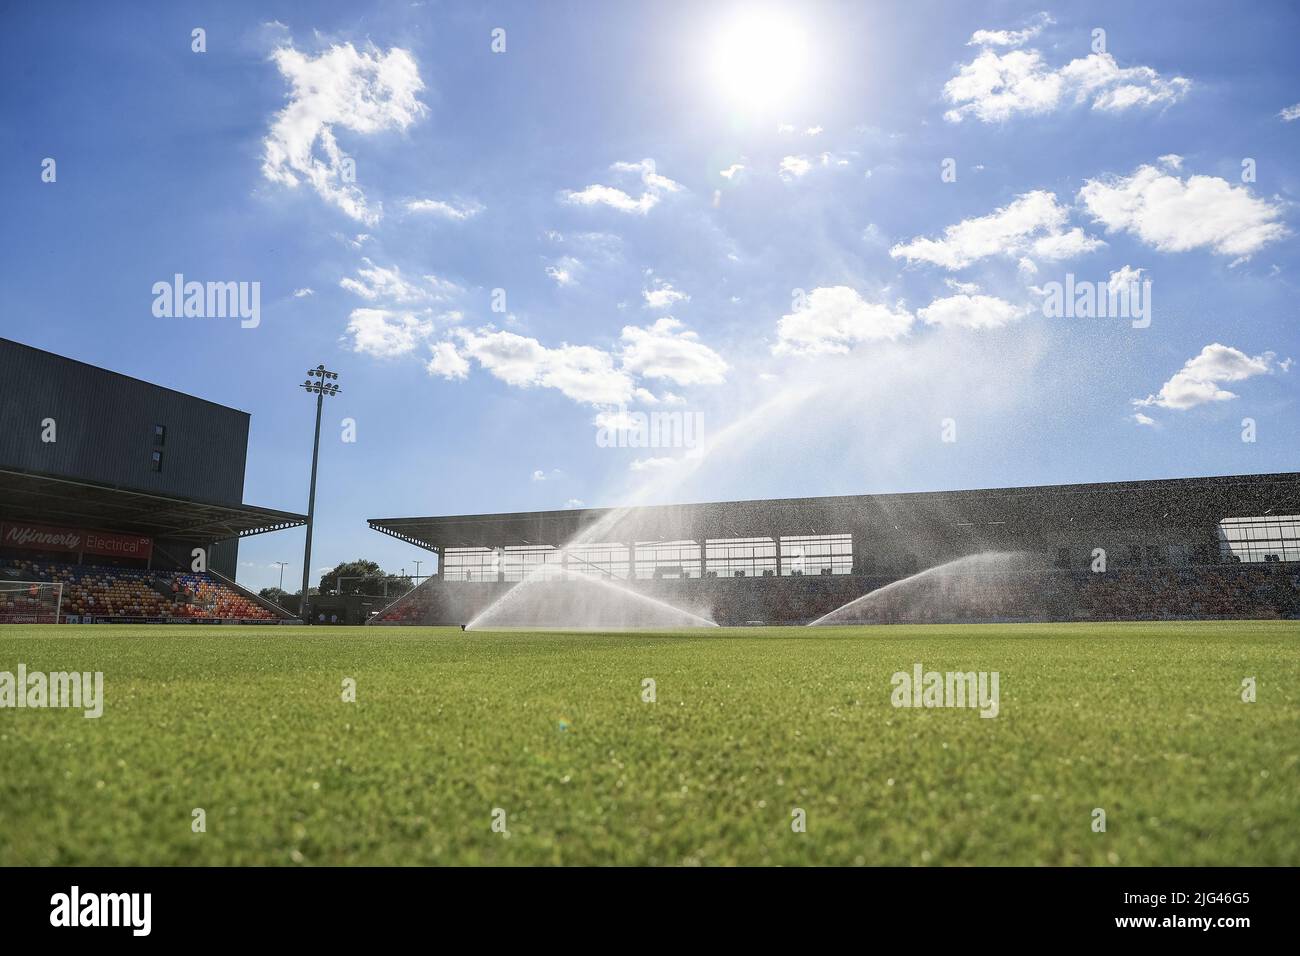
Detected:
left=712, top=10, right=810, bottom=113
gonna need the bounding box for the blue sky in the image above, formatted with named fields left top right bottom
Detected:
left=2, top=1, right=1298, bottom=593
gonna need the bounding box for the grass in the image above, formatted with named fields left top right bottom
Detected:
left=0, top=620, right=1296, bottom=866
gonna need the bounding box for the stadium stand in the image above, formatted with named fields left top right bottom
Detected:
left=0, top=557, right=286, bottom=623
left=368, top=473, right=1300, bottom=626
left=0, top=339, right=307, bottom=623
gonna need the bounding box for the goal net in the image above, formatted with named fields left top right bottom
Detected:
left=0, top=581, right=63, bottom=624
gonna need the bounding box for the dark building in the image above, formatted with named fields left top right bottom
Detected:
left=0, top=337, right=248, bottom=504
left=0, top=337, right=302, bottom=580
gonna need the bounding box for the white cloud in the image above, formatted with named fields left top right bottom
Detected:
left=804, top=125, right=824, bottom=136
left=427, top=317, right=725, bottom=406
left=1030, top=226, right=1106, bottom=261
left=546, top=256, right=582, bottom=286
left=774, top=286, right=913, bottom=355
left=943, top=50, right=1064, bottom=123
left=427, top=340, right=470, bottom=380
left=1059, top=54, right=1191, bottom=112
left=619, top=318, right=727, bottom=386
left=564, top=184, right=659, bottom=214
left=944, top=278, right=981, bottom=295
left=531, top=469, right=547, bottom=481
left=943, top=49, right=1188, bottom=124
left=890, top=190, right=1102, bottom=270
left=404, top=198, right=484, bottom=220
left=1279, top=103, right=1300, bottom=122
left=720, top=163, right=745, bottom=180
left=1079, top=162, right=1288, bottom=259
left=450, top=328, right=635, bottom=405
left=611, top=158, right=682, bottom=194
left=592, top=406, right=637, bottom=432
left=1134, top=343, right=1284, bottom=410
left=642, top=281, right=689, bottom=310
left=563, top=159, right=682, bottom=214
left=345, top=308, right=434, bottom=358
left=777, top=123, right=795, bottom=134
left=262, top=42, right=426, bottom=224
left=563, top=498, right=585, bottom=509
left=340, top=258, right=461, bottom=303
left=779, top=155, right=813, bottom=180
left=629, top=457, right=681, bottom=473
left=1107, top=265, right=1145, bottom=295
left=1132, top=412, right=1158, bottom=427
left=967, top=12, right=1053, bottom=48
left=918, top=294, right=1031, bottom=329
left=629, top=386, right=687, bottom=406
left=293, top=287, right=314, bottom=297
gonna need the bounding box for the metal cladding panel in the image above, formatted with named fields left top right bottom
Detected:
left=371, top=472, right=1300, bottom=554
left=0, top=338, right=249, bottom=506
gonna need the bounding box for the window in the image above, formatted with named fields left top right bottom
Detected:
left=781, top=534, right=853, bottom=575
left=442, top=547, right=500, bottom=581
left=705, top=537, right=776, bottom=577
left=150, top=450, right=163, bottom=472
left=153, top=424, right=166, bottom=446
left=564, top=543, right=630, bottom=580
left=634, top=540, right=701, bottom=579
left=502, top=545, right=563, bottom=582
left=1218, top=515, right=1300, bottom=564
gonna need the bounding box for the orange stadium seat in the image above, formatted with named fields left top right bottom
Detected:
left=0, top=558, right=281, bottom=622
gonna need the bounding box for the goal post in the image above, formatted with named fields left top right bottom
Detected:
left=0, top=581, right=63, bottom=624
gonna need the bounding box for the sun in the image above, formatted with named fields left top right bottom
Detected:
left=711, top=9, right=810, bottom=113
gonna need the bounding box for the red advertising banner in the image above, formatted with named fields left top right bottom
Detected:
left=1, top=522, right=81, bottom=552
left=0, top=522, right=153, bottom=560
left=84, top=529, right=153, bottom=560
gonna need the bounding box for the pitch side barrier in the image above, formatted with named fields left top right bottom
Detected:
left=65, top=615, right=290, bottom=625
left=366, top=562, right=1300, bottom=626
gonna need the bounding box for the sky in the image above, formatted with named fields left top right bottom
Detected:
left=2, top=0, right=1298, bottom=593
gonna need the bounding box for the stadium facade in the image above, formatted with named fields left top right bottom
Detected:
left=0, top=338, right=304, bottom=623
left=369, top=473, right=1300, bottom=625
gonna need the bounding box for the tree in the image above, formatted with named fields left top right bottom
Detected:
left=318, top=559, right=413, bottom=597
left=258, top=586, right=289, bottom=605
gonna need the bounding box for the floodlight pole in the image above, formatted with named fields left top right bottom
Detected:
left=275, top=561, right=288, bottom=591
left=299, top=364, right=340, bottom=624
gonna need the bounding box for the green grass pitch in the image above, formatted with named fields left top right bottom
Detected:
left=1, top=621, right=1296, bottom=866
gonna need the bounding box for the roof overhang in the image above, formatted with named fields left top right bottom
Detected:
left=0, top=466, right=306, bottom=546
left=369, top=472, right=1300, bottom=552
